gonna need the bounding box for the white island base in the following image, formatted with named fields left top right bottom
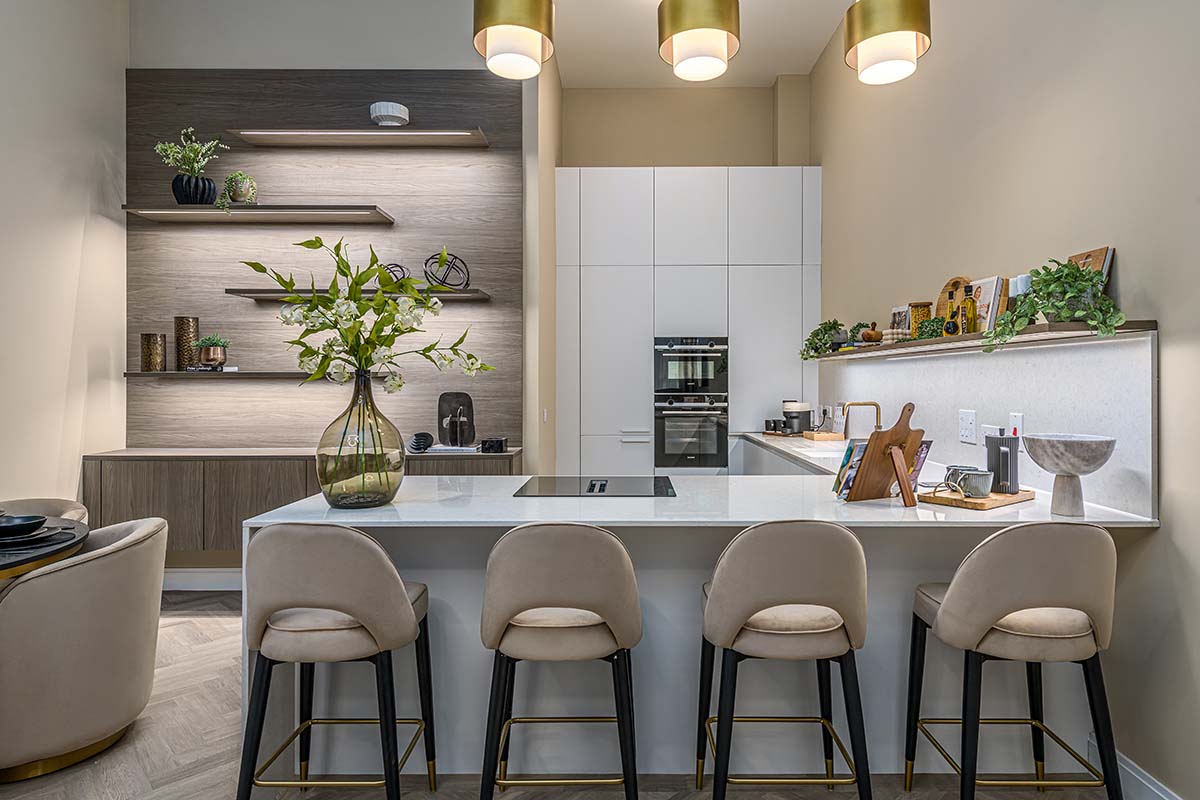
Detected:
left=242, top=475, right=1154, bottom=787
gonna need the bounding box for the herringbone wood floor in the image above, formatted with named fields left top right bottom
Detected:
left=1, top=593, right=1109, bottom=800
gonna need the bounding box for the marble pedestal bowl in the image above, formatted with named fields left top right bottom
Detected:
left=1023, top=434, right=1117, bottom=517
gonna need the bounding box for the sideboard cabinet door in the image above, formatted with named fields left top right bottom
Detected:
left=100, top=460, right=204, bottom=551
left=203, top=459, right=311, bottom=551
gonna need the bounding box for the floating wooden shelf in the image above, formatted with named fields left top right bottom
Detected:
left=226, top=128, right=489, bottom=148
left=123, top=205, right=395, bottom=224
left=814, top=321, right=1157, bottom=362
left=225, top=287, right=492, bottom=303
left=124, top=371, right=306, bottom=379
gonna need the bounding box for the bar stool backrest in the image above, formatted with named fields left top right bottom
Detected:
left=481, top=522, right=642, bottom=650
left=245, top=523, right=417, bottom=653
left=704, top=520, right=868, bottom=649
left=0, top=498, right=88, bottom=523
left=937, top=521, right=1116, bottom=652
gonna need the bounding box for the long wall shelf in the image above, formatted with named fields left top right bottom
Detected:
left=226, top=287, right=491, bottom=303
left=815, top=321, right=1157, bottom=362
left=226, top=128, right=489, bottom=148
left=123, top=205, right=395, bottom=224
left=125, top=371, right=306, bottom=379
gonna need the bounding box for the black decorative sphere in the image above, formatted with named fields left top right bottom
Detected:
left=424, top=252, right=470, bottom=290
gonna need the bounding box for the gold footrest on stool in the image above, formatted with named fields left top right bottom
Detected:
left=253, top=717, right=430, bottom=790
left=913, top=717, right=1105, bottom=789
left=494, top=716, right=625, bottom=788
left=703, top=715, right=858, bottom=787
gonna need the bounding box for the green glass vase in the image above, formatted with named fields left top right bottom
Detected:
left=316, top=370, right=405, bottom=509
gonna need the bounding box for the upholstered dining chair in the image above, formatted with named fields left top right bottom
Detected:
left=0, top=497, right=88, bottom=523
left=0, top=517, right=168, bottom=782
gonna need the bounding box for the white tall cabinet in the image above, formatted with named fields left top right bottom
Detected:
left=556, top=166, right=822, bottom=475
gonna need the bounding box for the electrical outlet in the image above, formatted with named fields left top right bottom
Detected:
left=981, top=424, right=1003, bottom=439
left=959, top=410, right=978, bottom=445
left=1008, top=412, right=1025, bottom=450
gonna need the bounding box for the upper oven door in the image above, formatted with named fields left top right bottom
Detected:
left=654, top=340, right=728, bottom=394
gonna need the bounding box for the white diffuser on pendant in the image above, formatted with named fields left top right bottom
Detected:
left=658, top=0, right=741, bottom=83
left=843, top=0, right=931, bottom=86
left=473, top=0, right=555, bottom=81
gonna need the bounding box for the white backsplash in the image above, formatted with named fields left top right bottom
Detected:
left=820, top=332, right=1157, bottom=518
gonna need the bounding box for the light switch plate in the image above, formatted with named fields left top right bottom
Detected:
left=959, top=409, right=978, bottom=444
left=1008, top=412, right=1025, bottom=450
left=981, top=424, right=1003, bottom=439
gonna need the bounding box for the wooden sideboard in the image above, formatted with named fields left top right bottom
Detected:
left=82, top=447, right=523, bottom=552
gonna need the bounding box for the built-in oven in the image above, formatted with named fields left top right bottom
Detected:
left=654, top=337, right=728, bottom=395
left=654, top=395, right=729, bottom=469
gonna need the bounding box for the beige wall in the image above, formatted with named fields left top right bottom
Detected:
left=0, top=0, right=128, bottom=500
left=523, top=58, right=563, bottom=474
left=773, top=74, right=811, bottom=166
left=810, top=1, right=1199, bottom=793
left=562, top=87, right=776, bottom=167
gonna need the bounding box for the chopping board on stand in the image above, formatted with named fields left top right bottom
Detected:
left=845, top=403, right=925, bottom=507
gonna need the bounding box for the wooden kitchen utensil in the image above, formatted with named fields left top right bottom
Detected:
left=844, top=402, right=925, bottom=507
left=935, top=276, right=972, bottom=320
left=802, top=431, right=846, bottom=442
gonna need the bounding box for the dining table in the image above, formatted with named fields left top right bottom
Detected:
left=0, top=517, right=90, bottom=581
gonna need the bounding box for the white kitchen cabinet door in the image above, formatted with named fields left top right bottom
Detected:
left=556, top=168, right=580, bottom=268
left=654, top=265, right=728, bottom=337
left=654, top=168, right=728, bottom=265
left=803, top=167, right=822, bottom=265
left=580, top=168, right=653, bottom=266
left=728, top=265, right=808, bottom=433
left=728, top=167, right=804, bottom=265
left=800, top=263, right=821, bottom=409
left=555, top=266, right=581, bottom=475
left=580, top=265, right=654, bottom=436
left=581, top=435, right=654, bottom=476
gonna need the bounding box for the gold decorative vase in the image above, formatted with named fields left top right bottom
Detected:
left=316, top=370, right=405, bottom=509
left=198, top=346, right=227, bottom=367
left=174, top=316, right=199, bottom=370
left=140, top=333, right=166, bottom=372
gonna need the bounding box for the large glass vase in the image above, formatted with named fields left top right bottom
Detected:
left=316, top=370, right=405, bottom=508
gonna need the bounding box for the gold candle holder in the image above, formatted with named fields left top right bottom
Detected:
left=174, top=316, right=200, bottom=371
left=140, top=333, right=167, bottom=372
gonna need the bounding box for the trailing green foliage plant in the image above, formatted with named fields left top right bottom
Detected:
left=196, top=334, right=230, bottom=348
left=216, top=170, right=257, bottom=211
left=983, top=259, right=1126, bottom=352
left=916, top=316, right=946, bottom=340
left=246, top=238, right=492, bottom=393
left=801, top=319, right=844, bottom=360
left=154, top=127, right=229, bottom=176
left=848, top=321, right=871, bottom=343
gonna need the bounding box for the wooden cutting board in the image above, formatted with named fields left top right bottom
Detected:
left=802, top=431, right=845, bottom=441
left=935, top=276, right=972, bottom=320
left=918, top=489, right=1036, bottom=510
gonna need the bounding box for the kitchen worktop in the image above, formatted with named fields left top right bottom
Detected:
left=738, top=432, right=847, bottom=474
left=245, top=474, right=1157, bottom=529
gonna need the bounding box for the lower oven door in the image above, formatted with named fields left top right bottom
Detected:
left=655, top=411, right=729, bottom=468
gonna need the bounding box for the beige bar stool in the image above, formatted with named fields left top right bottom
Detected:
left=236, top=523, right=436, bottom=800
left=696, top=520, right=873, bottom=800
left=478, top=522, right=641, bottom=800
left=903, top=521, right=1122, bottom=800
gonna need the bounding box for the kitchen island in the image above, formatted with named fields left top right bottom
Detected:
left=243, top=475, right=1155, bottom=785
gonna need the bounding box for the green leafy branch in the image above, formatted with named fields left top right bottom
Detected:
left=801, top=319, right=844, bottom=360
left=153, top=127, right=228, bottom=177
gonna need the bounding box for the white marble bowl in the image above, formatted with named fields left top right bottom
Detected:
left=1023, top=433, right=1116, bottom=517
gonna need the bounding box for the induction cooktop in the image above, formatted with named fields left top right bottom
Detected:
left=514, top=476, right=676, bottom=498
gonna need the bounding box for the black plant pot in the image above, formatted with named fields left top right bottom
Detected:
left=171, top=174, right=218, bottom=205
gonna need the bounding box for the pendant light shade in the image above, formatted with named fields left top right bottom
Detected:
left=844, top=0, right=931, bottom=85
left=658, top=0, right=741, bottom=83
left=474, top=0, right=555, bottom=81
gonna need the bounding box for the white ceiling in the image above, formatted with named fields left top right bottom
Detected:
left=553, top=0, right=848, bottom=88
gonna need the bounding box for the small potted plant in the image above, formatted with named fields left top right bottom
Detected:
left=984, top=259, right=1126, bottom=351
left=195, top=334, right=230, bottom=367
left=801, top=319, right=845, bottom=360
left=216, top=170, right=258, bottom=211
left=154, top=127, right=229, bottom=204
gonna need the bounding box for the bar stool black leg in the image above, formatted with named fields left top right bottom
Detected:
left=298, top=662, right=314, bottom=784
left=624, top=648, right=637, bottom=764
left=611, top=649, right=639, bottom=800
left=695, top=638, right=715, bottom=789
left=903, top=614, right=928, bottom=791
left=838, top=650, right=873, bottom=800
left=817, top=658, right=835, bottom=790
left=373, top=651, right=402, bottom=800
left=960, top=651, right=986, bottom=800
left=415, top=617, right=438, bottom=791
left=480, top=651, right=510, bottom=800
left=1081, top=654, right=1125, bottom=800
left=712, top=648, right=741, bottom=800
left=498, top=654, right=516, bottom=789
left=236, top=653, right=276, bottom=800
left=1026, top=661, right=1046, bottom=790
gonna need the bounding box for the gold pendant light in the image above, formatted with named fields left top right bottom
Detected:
left=658, top=0, right=741, bottom=83
left=474, top=0, right=555, bottom=81
left=844, top=0, right=931, bottom=85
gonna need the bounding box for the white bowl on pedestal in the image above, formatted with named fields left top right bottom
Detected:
left=1022, top=434, right=1117, bottom=517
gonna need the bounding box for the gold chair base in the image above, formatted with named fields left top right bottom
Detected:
left=253, top=717, right=429, bottom=790
left=494, top=716, right=625, bottom=788
left=0, top=724, right=130, bottom=783
left=703, top=715, right=857, bottom=786
left=915, top=717, right=1105, bottom=789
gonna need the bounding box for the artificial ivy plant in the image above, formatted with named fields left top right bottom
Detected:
left=983, top=259, right=1126, bottom=351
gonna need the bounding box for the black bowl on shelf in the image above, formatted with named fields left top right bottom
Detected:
left=0, top=515, right=48, bottom=538
left=407, top=432, right=434, bottom=454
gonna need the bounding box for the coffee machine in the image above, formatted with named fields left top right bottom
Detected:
left=782, top=400, right=813, bottom=434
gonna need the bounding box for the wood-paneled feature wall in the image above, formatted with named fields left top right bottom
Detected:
left=126, top=70, right=523, bottom=447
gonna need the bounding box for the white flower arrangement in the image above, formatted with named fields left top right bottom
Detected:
left=246, top=239, right=493, bottom=392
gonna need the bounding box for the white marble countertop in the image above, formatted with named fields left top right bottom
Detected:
left=245, top=475, right=1158, bottom=530
left=738, top=432, right=848, bottom=474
